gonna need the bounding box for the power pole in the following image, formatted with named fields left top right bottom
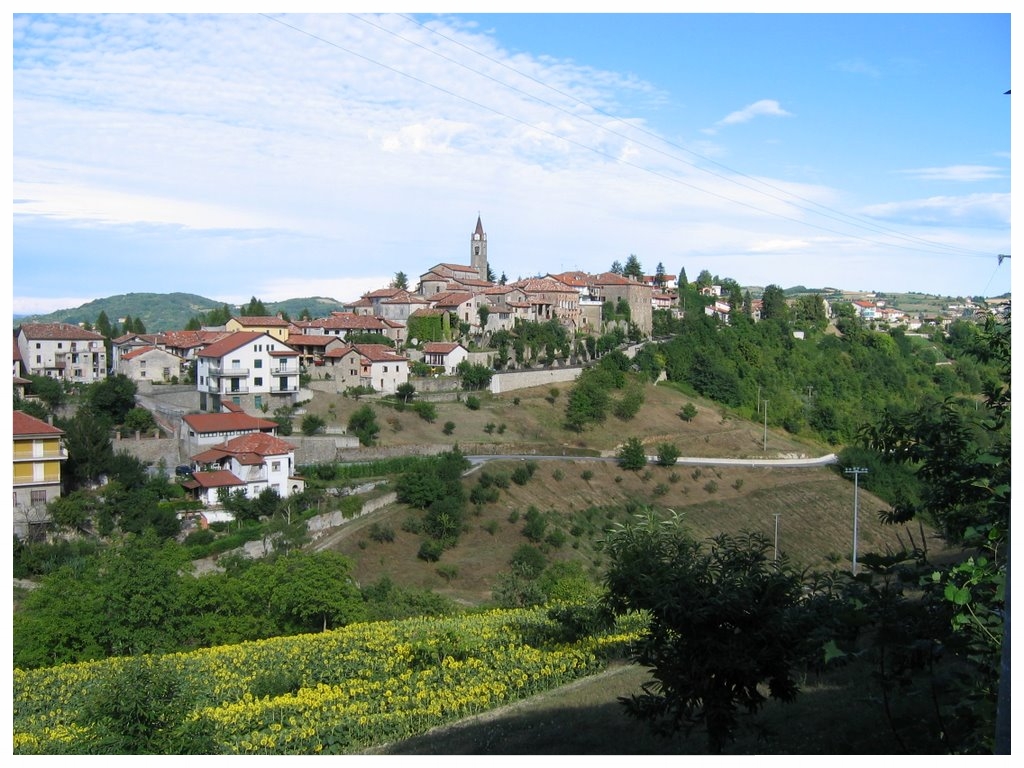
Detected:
left=773, top=513, right=781, bottom=562
left=762, top=400, right=769, bottom=452
left=844, top=467, right=868, bottom=575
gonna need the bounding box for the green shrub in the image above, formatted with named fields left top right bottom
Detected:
left=301, top=414, right=326, bottom=436
left=443, top=421, right=455, bottom=435
left=368, top=522, right=395, bottom=543
left=413, top=402, right=437, bottom=423
left=465, top=395, right=481, bottom=411
left=417, top=539, right=444, bottom=562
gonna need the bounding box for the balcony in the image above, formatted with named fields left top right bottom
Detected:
left=208, top=366, right=250, bottom=377
left=270, top=383, right=299, bottom=393
left=207, top=383, right=250, bottom=394
left=270, top=366, right=294, bottom=376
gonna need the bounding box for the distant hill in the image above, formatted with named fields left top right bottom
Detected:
left=13, top=293, right=349, bottom=332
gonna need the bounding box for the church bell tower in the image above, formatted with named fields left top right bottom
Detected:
left=471, top=214, right=488, bottom=282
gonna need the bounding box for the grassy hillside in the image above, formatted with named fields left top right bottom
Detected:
left=302, top=380, right=946, bottom=605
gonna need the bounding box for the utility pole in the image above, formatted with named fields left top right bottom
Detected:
left=762, top=400, right=769, bottom=452
left=844, top=467, right=868, bottom=575
left=773, top=513, right=781, bottom=562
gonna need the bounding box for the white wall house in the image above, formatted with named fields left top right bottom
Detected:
left=185, top=431, right=304, bottom=505
left=355, top=344, right=410, bottom=394
left=17, top=323, right=108, bottom=383
left=117, top=345, right=186, bottom=384
left=180, top=411, right=280, bottom=456
left=195, top=331, right=300, bottom=413
left=421, top=342, right=469, bottom=375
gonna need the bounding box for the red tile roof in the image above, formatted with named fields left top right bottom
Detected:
left=197, top=331, right=276, bottom=358
left=185, top=470, right=245, bottom=489
left=13, top=410, right=64, bottom=437
left=423, top=342, right=462, bottom=354
left=121, top=345, right=167, bottom=360
left=18, top=323, right=105, bottom=341
left=159, top=330, right=229, bottom=350
left=182, top=412, right=279, bottom=434
left=311, top=313, right=388, bottom=331
left=354, top=344, right=409, bottom=363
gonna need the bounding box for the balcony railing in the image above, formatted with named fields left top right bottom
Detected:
left=207, top=383, right=250, bottom=394
left=270, top=384, right=299, bottom=393
left=270, top=366, right=294, bottom=375
left=208, top=366, right=250, bottom=377
left=13, top=448, right=68, bottom=461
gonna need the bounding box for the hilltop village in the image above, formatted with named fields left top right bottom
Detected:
left=12, top=215, right=1009, bottom=538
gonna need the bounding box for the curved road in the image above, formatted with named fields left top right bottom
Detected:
left=466, top=453, right=838, bottom=469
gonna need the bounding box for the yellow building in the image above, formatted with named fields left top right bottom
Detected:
left=225, top=315, right=291, bottom=342
left=13, top=410, right=67, bottom=539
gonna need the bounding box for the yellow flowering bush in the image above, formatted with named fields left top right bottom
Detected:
left=14, top=606, right=645, bottom=755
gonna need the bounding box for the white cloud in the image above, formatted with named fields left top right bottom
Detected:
left=715, top=99, right=792, bottom=128
left=895, top=165, right=1005, bottom=182
left=861, top=193, right=1010, bottom=226
left=13, top=296, right=96, bottom=316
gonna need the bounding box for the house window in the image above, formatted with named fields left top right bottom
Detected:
left=254, top=359, right=262, bottom=368
left=383, top=366, right=388, bottom=372
left=271, top=461, right=281, bottom=471
left=35, top=343, right=41, bottom=349
left=231, top=359, right=241, bottom=369
left=57, top=342, right=63, bottom=349
left=254, top=377, right=263, bottom=386
left=232, top=396, right=241, bottom=405
left=163, top=367, right=171, bottom=378
left=30, top=490, right=47, bottom=504
left=254, top=395, right=263, bottom=410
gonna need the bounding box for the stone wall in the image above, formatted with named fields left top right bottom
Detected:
left=489, top=365, right=584, bottom=394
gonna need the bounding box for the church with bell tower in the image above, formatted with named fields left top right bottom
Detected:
left=471, top=214, right=488, bottom=282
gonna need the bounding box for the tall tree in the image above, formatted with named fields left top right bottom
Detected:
left=59, top=410, right=114, bottom=490
left=391, top=271, right=409, bottom=290
left=677, top=267, right=688, bottom=291
left=696, top=269, right=714, bottom=287
left=95, top=311, right=113, bottom=339
left=610, top=260, right=624, bottom=275
left=604, top=515, right=838, bottom=753
left=654, top=262, right=666, bottom=287
left=88, top=374, right=138, bottom=424
left=760, top=284, right=789, bottom=321
left=241, top=297, right=267, bottom=317
left=623, top=254, right=643, bottom=280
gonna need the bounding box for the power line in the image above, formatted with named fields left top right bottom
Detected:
left=392, top=13, right=991, bottom=261
left=260, top=13, right=1003, bottom=263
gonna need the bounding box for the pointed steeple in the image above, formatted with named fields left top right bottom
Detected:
left=471, top=214, right=488, bottom=282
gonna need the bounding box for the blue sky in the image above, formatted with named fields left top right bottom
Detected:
left=8, top=9, right=1013, bottom=316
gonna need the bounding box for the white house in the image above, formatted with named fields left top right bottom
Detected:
left=421, top=342, right=469, bottom=375
left=355, top=343, right=410, bottom=394
left=180, top=411, right=280, bottom=456
left=117, top=345, right=186, bottom=384
left=195, top=331, right=300, bottom=413
left=184, top=431, right=304, bottom=505
left=16, top=323, right=108, bottom=383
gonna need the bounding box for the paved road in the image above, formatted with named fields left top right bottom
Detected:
left=466, top=453, right=838, bottom=469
